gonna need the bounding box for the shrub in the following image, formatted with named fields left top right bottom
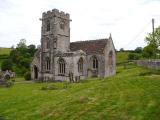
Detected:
left=128, top=53, right=141, bottom=60
left=24, top=71, right=31, bottom=81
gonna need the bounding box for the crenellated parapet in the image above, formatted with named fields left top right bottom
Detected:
left=42, top=9, right=70, bottom=20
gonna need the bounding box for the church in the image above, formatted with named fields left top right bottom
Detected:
left=31, top=9, right=116, bottom=82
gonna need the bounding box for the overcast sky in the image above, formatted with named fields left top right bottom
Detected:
left=0, top=0, right=160, bottom=50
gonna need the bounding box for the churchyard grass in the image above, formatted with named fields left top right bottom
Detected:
left=0, top=63, right=160, bottom=120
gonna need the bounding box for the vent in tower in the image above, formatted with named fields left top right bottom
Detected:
left=46, top=20, right=50, bottom=31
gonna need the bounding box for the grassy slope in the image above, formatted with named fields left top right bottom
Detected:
left=0, top=64, right=160, bottom=120
left=0, top=48, right=11, bottom=55
left=0, top=48, right=11, bottom=67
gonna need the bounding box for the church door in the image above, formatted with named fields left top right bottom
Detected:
left=34, top=66, right=38, bottom=79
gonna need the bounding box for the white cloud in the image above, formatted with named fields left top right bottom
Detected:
left=0, top=0, right=160, bottom=50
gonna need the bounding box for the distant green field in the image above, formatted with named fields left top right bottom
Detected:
left=0, top=48, right=11, bottom=68
left=0, top=64, right=160, bottom=120
left=0, top=48, right=11, bottom=55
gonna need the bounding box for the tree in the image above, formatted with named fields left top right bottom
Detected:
left=17, top=39, right=27, bottom=48
left=146, top=26, right=160, bottom=47
left=16, top=39, right=28, bottom=56
left=144, top=26, right=160, bottom=58
left=28, top=44, right=36, bottom=56
left=142, top=44, right=155, bottom=58
left=9, top=39, right=36, bottom=75
left=20, top=57, right=31, bottom=68
left=1, top=59, right=12, bottom=71
left=135, top=47, right=142, bottom=53
left=10, top=49, right=21, bottom=64
left=120, top=48, right=124, bottom=52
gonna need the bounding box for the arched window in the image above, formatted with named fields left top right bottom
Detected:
left=46, top=20, right=50, bottom=31
left=45, top=57, right=50, bottom=71
left=108, top=51, right=113, bottom=65
left=58, top=58, right=65, bottom=75
left=93, top=56, right=98, bottom=69
left=78, top=57, right=83, bottom=73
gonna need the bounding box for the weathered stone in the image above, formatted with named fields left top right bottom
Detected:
left=31, top=9, right=116, bottom=82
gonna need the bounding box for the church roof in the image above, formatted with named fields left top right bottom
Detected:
left=34, top=48, right=41, bottom=58
left=70, top=39, right=108, bottom=54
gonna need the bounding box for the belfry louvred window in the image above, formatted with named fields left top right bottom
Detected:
left=46, top=20, right=50, bottom=31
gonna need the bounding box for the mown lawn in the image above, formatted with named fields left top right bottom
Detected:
left=0, top=64, right=160, bottom=120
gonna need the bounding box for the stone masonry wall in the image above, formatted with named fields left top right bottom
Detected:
left=136, top=60, right=160, bottom=70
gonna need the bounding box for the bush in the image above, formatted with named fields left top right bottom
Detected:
left=24, top=71, right=31, bottom=81
left=128, top=53, right=141, bottom=60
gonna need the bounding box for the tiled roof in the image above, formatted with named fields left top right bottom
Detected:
left=70, top=39, right=108, bottom=54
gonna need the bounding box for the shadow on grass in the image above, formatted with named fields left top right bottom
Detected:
left=41, top=82, right=71, bottom=90
left=139, top=69, right=160, bottom=76
left=0, top=115, right=7, bottom=120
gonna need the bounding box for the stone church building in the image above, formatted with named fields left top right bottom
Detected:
left=31, top=9, right=116, bottom=81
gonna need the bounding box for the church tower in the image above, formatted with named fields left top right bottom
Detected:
left=40, top=9, right=71, bottom=80
left=41, top=9, right=70, bottom=52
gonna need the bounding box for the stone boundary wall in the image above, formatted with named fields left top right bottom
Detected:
left=135, top=60, right=160, bottom=70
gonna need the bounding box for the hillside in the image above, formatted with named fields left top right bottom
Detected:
left=0, top=64, right=160, bottom=120
left=0, top=48, right=11, bottom=68
left=0, top=48, right=11, bottom=55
